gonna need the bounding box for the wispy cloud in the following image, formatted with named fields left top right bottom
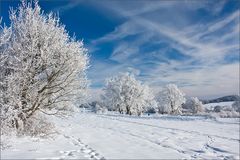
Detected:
left=88, top=0, right=239, bottom=98
left=52, top=1, right=83, bottom=15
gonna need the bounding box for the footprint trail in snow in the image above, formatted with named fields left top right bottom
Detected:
left=60, top=134, right=106, bottom=160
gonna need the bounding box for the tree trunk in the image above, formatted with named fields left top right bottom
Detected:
left=126, top=105, right=130, bottom=115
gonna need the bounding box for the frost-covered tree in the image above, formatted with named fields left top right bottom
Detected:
left=92, top=102, right=108, bottom=114
left=102, top=72, right=156, bottom=116
left=232, top=100, right=240, bottom=112
left=183, top=97, right=204, bottom=114
left=156, top=84, right=185, bottom=114
left=0, top=1, right=88, bottom=130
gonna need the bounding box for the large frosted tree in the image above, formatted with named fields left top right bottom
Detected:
left=183, top=97, right=204, bottom=114
left=0, top=1, right=89, bottom=129
left=156, top=84, right=185, bottom=114
left=102, top=72, right=156, bottom=116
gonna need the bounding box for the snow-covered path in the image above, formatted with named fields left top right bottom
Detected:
left=2, top=112, right=239, bottom=159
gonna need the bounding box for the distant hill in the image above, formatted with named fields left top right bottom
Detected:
left=202, top=95, right=240, bottom=104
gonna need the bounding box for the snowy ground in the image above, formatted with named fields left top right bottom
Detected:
left=204, top=101, right=234, bottom=110
left=2, top=110, right=239, bottom=159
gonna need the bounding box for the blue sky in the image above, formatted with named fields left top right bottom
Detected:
left=1, top=0, right=239, bottom=98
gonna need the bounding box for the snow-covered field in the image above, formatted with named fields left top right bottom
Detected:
left=2, top=110, right=239, bottom=159
left=204, top=101, right=234, bottom=110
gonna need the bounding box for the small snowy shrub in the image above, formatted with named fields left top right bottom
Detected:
left=90, top=101, right=108, bottom=114
left=211, top=104, right=239, bottom=118
left=213, top=106, right=222, bottom=112
left=145, top=108, right=156, bottom=114
left=218, top=110, right=239, bottom=118
left=20, top=114, right=55, bottom=137
left=1, top=113, right=55, bottom=137
left=102, top=72, right=156, bottom=116
left=156, top=84, right=185, bottom=114
left=93, top=103, right=108, bottom=114
left=214, top=105, right=233, bottom=112
left=222, top=105, right=234, bottom=112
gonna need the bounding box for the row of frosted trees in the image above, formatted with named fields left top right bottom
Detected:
left=100, top=72, right=204, bottom=116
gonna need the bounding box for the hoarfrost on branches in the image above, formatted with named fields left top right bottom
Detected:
left=156, top=84, right=185, bottom=114
left=183, top=97, right=204, bottom=114
left=0, top=1, right=89, bottom=131
left=102, top=72, right=156, bottom=116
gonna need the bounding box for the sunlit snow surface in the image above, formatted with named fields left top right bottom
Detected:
left=2, top=108, right=239, bottom=159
